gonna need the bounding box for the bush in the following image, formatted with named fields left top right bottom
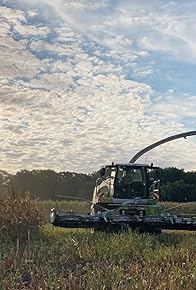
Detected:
left=0, top=191, right=41, bottom=242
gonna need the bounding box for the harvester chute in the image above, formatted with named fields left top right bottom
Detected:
left=130, top=130, right=196, bottom=163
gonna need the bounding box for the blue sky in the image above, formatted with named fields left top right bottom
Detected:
left=0, top=0, right=196, bottom=173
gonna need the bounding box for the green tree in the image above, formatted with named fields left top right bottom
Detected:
left=161, top=180, right=196, bottom=202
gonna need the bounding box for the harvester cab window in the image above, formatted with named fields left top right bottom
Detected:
left=117, top=167, right=143, bottom=182
left=114, top=166, right=147, bottom=199
left=117, top=167, right=124, bottom=179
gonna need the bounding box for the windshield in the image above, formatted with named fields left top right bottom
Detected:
left=114, top=166, right=147, bottom=199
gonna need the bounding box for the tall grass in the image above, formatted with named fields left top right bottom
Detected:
left=0, top=227, right=195, bottom=289
left=0, top=192, right=41, bottom=242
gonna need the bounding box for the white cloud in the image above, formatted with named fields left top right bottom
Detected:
left=7, top=0, right=196, bottom=62
left=0, top=1, right=196, bottom=173
left=149, top=95, right=196, bottom=120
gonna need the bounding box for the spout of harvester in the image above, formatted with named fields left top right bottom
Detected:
left=129, top=130, right=196, bottom=164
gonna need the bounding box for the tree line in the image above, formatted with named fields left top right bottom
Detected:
left=0, top=169, right=98, bottom=201
left=0, top=167, right=195, bottom=202
left=158, top=167, right=196, bottom=202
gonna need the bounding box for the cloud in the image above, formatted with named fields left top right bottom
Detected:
left=0, top=1, right=196, bottom=173
left=149, top=94, right=196, bottom=121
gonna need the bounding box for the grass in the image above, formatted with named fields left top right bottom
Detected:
left=0, top=227, right=196, bottom=289
left=0, top=199, right=196, bottom=289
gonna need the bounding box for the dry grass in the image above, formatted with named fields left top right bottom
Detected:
left=0, top=192, right=41, bottom=243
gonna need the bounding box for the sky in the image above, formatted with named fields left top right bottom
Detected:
left=0, top=0, right=196, bottom=174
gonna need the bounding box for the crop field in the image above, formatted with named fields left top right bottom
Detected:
left=0, top=197, right=196, bottom=290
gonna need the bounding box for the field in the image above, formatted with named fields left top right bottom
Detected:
left=0, top=199, right=196, bottom=289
